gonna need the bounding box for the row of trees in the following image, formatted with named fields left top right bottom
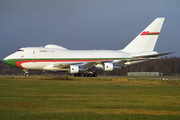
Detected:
left=126, top=57, right=180, bottom=76
left=0, top=56, right=180, bottom=76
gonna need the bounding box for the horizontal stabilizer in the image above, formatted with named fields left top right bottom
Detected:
left=133, top=52, right=174, bottom=58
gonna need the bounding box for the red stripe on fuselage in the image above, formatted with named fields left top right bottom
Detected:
left=15, top=59, right=111, bottom=68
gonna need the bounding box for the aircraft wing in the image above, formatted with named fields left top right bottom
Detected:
left=113, top=57, right=159, bottom=67
left=51, top=52, right=174, bottom=69
left=53, top=62, right=81, bottom=68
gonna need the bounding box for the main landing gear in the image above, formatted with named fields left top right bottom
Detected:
left=74, top=71, right=97, bottom=77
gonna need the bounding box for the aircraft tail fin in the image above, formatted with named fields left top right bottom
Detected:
left=122, top=18, right=165, bottom=52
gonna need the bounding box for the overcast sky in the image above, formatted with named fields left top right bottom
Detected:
left=0, top=0, right=180, bottom=60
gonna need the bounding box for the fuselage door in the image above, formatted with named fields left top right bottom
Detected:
left=97, top=55, right=101, bottom=60
left=53, top=56, right=57, bottom=63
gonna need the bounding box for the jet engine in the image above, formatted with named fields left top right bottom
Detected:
left=69, top=65, right=79, bottom=73
left=103, top=63, right=113, bottom=71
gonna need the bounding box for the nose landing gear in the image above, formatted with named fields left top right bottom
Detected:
left=23, top=69, right=30, bottom=77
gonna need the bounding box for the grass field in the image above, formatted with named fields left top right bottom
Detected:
left=0, top=76, right=180, bottom=120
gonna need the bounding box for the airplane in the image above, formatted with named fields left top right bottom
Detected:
left=3, top=18, right=173, bottom=77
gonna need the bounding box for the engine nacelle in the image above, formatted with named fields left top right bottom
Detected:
left=103, top=63, right=113, bottom=71
left=69, top=65, right=79, bottom=73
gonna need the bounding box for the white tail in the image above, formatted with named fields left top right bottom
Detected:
left=123, top=18, right=165, bottom=52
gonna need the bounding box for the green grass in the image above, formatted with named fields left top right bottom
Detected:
left=0, top=76, right=180, bottom=120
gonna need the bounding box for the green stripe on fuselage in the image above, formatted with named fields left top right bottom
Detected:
left=3, top=59, right=20, bottom=67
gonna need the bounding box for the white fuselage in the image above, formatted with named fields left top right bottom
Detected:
left=4, top=47, right=131, bottom=71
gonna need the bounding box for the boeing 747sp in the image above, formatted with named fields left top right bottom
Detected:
left=3, top=18, right=173, bottom=77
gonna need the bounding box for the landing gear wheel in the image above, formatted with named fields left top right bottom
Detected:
left=74, top=73, right=82, bottom=77
left=83, top=72, right=97, bottom=77
left=25, top=73, right=30, bottom=77
left=83, top=73, right=88, bottom=77
left=74, top=73, right=78, bottom=77
left=78, top=73, right=82, bottom=77
left=93, top=73, right=97, bottom=77
left=87, top=74, right=91, bottom=77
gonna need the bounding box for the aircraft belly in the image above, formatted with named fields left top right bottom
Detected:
left=21, top=62, right=49, bottom=69
left=21, top=62, right=69, bottom=71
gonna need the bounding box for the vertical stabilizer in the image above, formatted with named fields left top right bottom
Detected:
left=123, top=18, right=165, bottom=52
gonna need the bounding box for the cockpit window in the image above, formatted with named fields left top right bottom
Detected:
left=17, top=49, right=24, bottom=52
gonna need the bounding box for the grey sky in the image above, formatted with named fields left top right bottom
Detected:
left=0, top=0, right=179, bottom=60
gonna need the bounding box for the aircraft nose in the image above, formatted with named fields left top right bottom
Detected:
left=3, top=56, right=10, bottom=64
left=3, top=56, right=18, bottom=67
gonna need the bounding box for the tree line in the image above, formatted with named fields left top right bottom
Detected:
left=126, top=56, right=180, bottom=76
left=0, top=56, right=179, bottom=76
